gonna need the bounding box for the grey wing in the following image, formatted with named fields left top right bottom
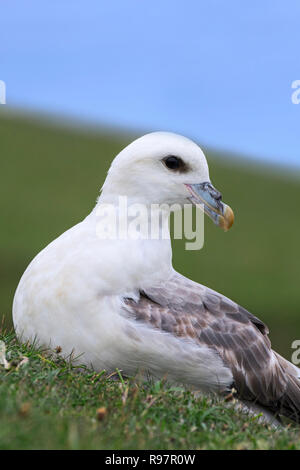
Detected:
left=124, top=272, right=300, bottom=421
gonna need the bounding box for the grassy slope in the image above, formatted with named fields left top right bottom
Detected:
left=1, top=331, right=300, bottom=450
left=1, top=112, right=300, bottom=449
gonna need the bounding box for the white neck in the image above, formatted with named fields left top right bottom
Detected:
left=87, top=192, right=174, bottom=291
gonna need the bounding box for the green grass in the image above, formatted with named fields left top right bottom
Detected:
left=1, top=330, right=300, bottom=450
left=1, top=110, right=300, bottom=449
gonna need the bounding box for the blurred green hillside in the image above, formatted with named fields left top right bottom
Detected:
left=1, top=111, right=300, bottom=358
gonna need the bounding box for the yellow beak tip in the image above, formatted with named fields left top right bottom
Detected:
left=220, top=205, right=234, bottom=231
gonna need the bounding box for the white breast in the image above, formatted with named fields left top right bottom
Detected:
left=13, top=213, right=232, bottom=393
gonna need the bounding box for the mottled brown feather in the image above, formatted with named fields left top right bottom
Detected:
left=123, top=272, right=300, bottom=421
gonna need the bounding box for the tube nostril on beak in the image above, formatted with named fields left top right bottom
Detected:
left=212, top=189, right=222, bottom=201
left=207, top=183, right=222, bottom=201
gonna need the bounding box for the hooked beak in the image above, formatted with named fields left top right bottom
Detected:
left=185, top=182, right=234, bottom=231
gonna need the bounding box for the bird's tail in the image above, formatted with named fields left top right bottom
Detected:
left=274, top=352, right=300, bottom=423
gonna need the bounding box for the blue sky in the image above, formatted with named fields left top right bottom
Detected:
left=1, top=1, right=300, bottom=166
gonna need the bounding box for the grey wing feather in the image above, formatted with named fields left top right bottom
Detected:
left=124, top=272, right=300, bottom=422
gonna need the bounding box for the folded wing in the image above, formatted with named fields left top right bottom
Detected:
left=124, top=272, right=300, bottom=422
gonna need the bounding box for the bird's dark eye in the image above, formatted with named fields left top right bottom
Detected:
left=163, top=156, right=185, bottom=171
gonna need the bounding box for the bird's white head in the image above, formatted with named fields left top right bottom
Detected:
left=100, top=132, right=234, bottom=231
